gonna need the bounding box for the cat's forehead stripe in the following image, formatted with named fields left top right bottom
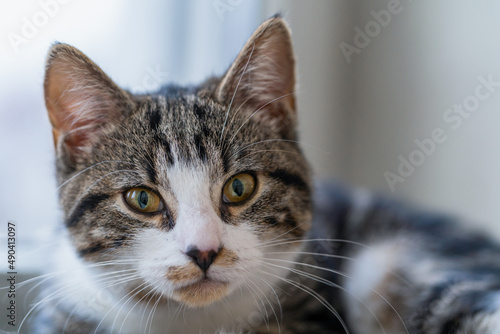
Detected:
left=147, top=106, right=163, bottom=133
left=144, top=150, right=158, bottom=184
left=193, top=102, right=205, bottom=120
left=193, top=134, right=208, bottom=162
left=143, top=96, right=216, bottom=167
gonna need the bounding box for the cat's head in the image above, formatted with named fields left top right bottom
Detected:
left=44, top=16, right=312, bottom=308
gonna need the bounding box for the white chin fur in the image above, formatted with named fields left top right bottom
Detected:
left=51, top=225, right=298, bottom=333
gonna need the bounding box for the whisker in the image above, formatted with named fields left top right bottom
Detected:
left=259, top=224, right=308, bottom=247
left=229, top=139, right=329, bottom=161
left=251, top=236, right=302, bottom=249
left=57, top=160, right=137, bottom=191
left=18, top=272, right=141, bottom=333
left=11, top=259, right=139, bottom=292
left=140, top=289, right=160, bottom=330
left=257, top=238, right=371, bottom=250
left=61, top=274, right=139, bottom=334
left=246, top=271, right=282, bottom=333
left=22, top=267, right=137, bottom=310
left=238, top=149, right=328, bottom=168
left=224, top=94, right=254, bottom=139
left=84, top=169, right=140, bottom=194
left=146, top=293, right=163, bottom=334
left=119, top=284, right=156, bottom=333
left=170, top=302, right=186, bottom=332
left=109, top=282, right=149, bottom=334
left=267, top=250, right=352, bottom=262
left=263, top=258, right=409, bottom=334
left=259, top=260, right=387, bottom=334
left=63, top=298, right=84, bottom=333
left=61, top=273, right=138, bottom=334
left=241, top=280, right=269, bottom=330
left=256, top=236, right=414, bottom=289
left=91, top=277, right=145, bottom=333
left=267, top=250, right=413, bottom=289
left=260, top=266, right=350, bottom=334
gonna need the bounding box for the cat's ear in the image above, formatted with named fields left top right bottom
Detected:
left=44, top=43, right=132, bottom=160
left=216, top=16, right=296, bottom=138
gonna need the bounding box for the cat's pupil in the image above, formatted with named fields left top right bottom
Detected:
left=138, top=191, right=149, bottom=209
left=232, top=179, right=244, bottom=197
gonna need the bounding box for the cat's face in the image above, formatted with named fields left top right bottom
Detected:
left=44, top=17, right=312, bottom=308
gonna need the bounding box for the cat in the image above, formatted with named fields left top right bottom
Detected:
left=26, top=15, right=500, bottom=333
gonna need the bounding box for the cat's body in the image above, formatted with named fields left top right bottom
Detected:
left=30, top=16, right=500, bottom=333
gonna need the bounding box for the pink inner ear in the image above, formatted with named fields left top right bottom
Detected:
left=44, top=46, right=127, bottom=155
left=46, top=69, right=109, bottom=151
left=217, top=18, right=297, bottom=137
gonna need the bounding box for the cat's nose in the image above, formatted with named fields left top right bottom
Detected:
left=186, top=247, right=218, bottom=271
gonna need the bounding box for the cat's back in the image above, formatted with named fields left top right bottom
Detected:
left=308, top=181, right=500, bottom=333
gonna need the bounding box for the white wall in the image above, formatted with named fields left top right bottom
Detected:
left=343, top=1, right=500, bottom=236
left=277, top=0, right=500, bottom=237
left=263, top=0, right=356, bottom=179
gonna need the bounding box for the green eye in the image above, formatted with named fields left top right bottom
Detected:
left=125, top=188, right=164, bottom=213
left=223, top=173, right=256, bottom=204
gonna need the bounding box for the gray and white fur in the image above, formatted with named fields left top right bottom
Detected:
left=22, top=16, right=500, bottom=334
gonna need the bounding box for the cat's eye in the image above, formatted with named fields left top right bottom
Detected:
left=223, top=173, right=256, bottom=204
left=124, top=188, right=164, bottom=213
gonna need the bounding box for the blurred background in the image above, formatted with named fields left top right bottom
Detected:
left=1, top=0, right=500, bottom=289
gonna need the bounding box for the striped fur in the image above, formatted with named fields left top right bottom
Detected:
left=32, top=16, right=500, bottom=334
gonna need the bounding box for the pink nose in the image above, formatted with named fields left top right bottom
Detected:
left=186, top=247, right=219, bottom=271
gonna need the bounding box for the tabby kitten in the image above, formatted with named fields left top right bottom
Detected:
left=32, top=16, right=500, bottom=334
